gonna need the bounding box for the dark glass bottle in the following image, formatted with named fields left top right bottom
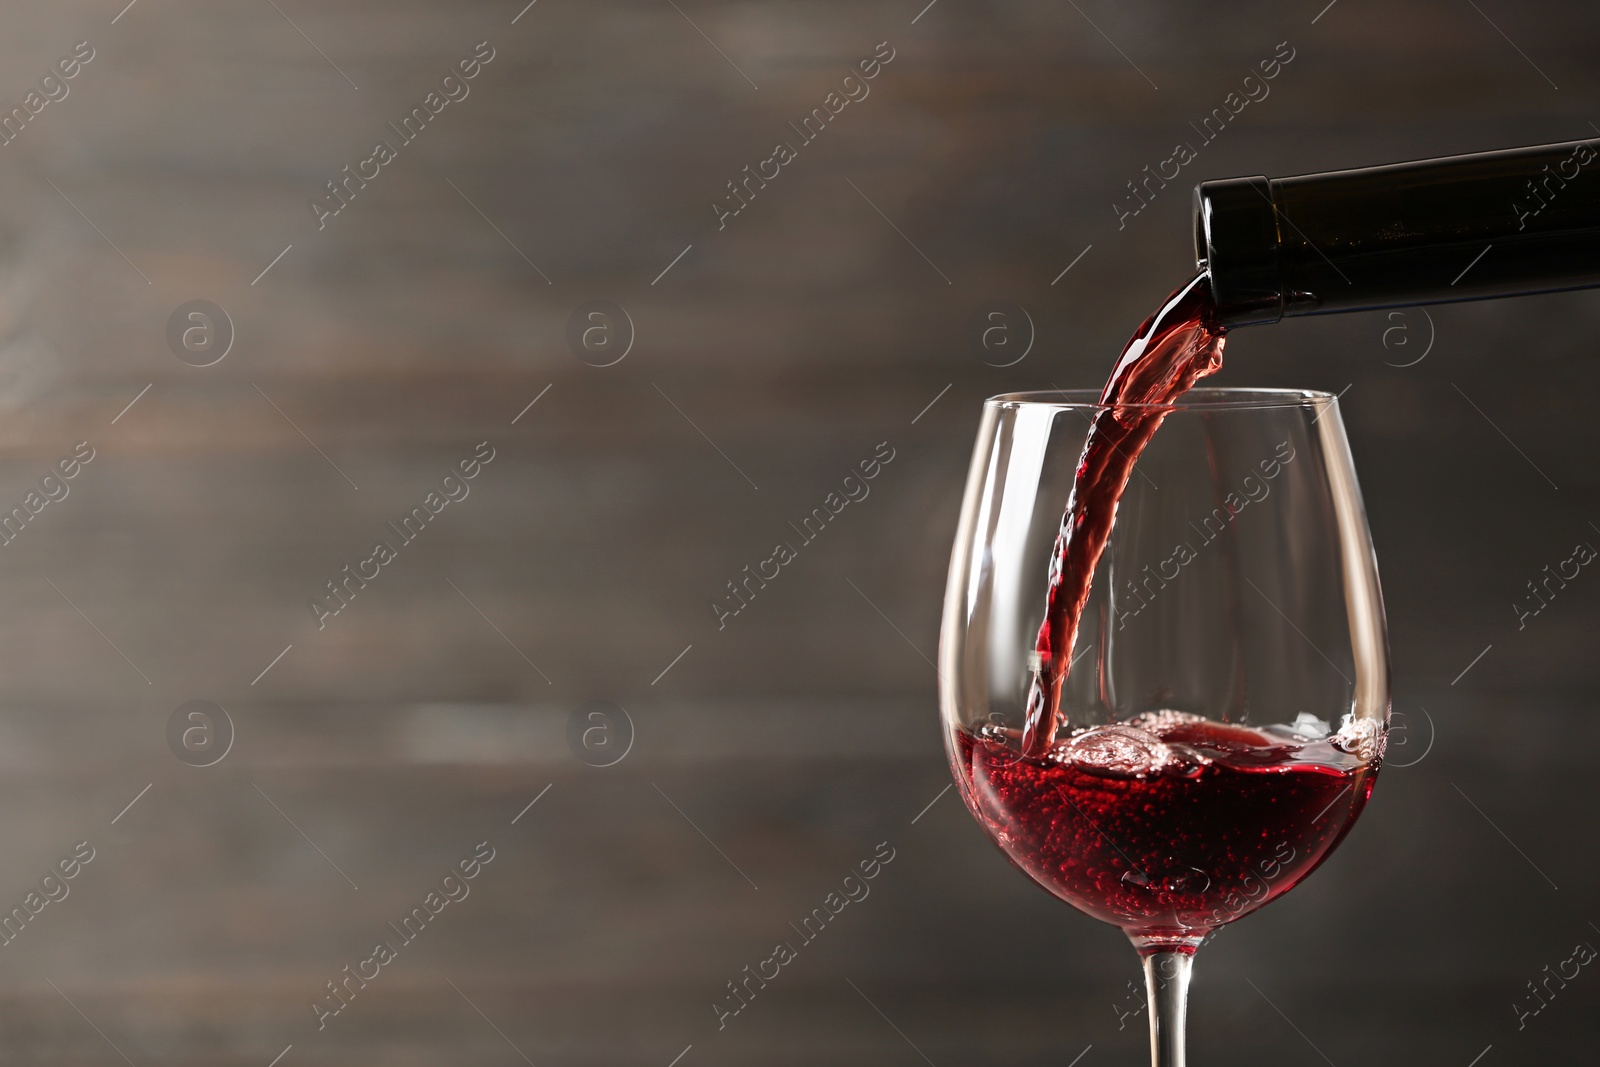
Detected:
left=1194, top=139, right=1600, bottom=326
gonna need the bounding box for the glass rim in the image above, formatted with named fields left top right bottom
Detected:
left=986, top=387, right=1337, bottom=412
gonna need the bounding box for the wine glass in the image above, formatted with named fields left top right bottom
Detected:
left=939, top=388, right=1388, bottom=1066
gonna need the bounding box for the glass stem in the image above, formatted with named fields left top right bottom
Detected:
left=1141, top=950, right=1194, bottom=1067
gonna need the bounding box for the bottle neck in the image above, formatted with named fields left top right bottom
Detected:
left=1195, top=138, right=1600, bottom=326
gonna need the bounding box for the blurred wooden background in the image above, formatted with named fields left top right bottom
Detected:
left=0, top=0, right=1597, bottom=1063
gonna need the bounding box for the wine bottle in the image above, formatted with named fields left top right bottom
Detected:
left=1194, top=138, right=1600, bottom=326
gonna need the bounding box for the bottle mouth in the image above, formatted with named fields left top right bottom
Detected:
left=1193, top=176, right=1285, bottom=327
left=988, top=387, right=1338, bottom=412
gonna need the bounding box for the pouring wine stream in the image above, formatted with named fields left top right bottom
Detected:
left=1021, top=272, right=1225, bottom=757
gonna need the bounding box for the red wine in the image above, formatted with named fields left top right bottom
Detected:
left=970, top=271, right=1377, bottom=947
left=955, top=714, right=1376, bottom=943
left=1021, top=272, right=1225, bottom=757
